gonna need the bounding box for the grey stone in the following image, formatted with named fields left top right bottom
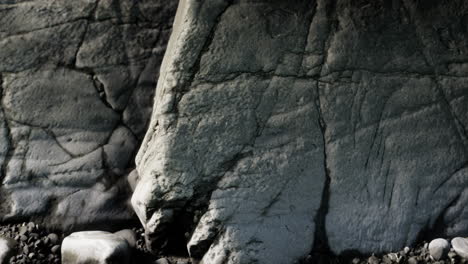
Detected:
left=367, top=255, right=379, bottom=264
left=47, top=234, right=59, bottom=245
left=155, top=258, right=170, bottom=264
left=407, top=257, right=418, bottom=264
left=62, top=231, right=130, bottom=264
left=452, top=237, right=468, bottom=259
left=133, top=0, right=468, bottom=263
left=114, top=229, right=136, bottom=248
left=0, top=236, right=16, bottom=264
left=429, top=238, right=450, bottom=260
left=0, top=0, right=177, bottom=230
left=404, top=247, right=410, bottom=255
left=51, top=245, right=60, bottom=254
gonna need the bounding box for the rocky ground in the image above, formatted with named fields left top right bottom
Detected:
left=0, top=221, right=467, bottom=264
left=303, top=242, right=468, bottom=264
left=0, top=222, right=192, bottom=264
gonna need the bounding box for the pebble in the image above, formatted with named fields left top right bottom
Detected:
left=156, top=258, right=170, bottom=264
left=448, top=251, right=457, bottom=259
left=368, top=255, right=379, bottom=264
left=452, top=237, right=468, bottom=259
left=404, top=247, right=410, bottom=254
left=114, top=229, right=137, bottom=248
left=51, top=245, right=60, bottom=254
left=47, top=233, right=59, bottom=245
left=18, top=226, right=28, bottom=236
left=23, top=245, right=29, bottom=255
left=429, top=238, right=451, bottom=260
left=407, top=256, right=418, bottom=264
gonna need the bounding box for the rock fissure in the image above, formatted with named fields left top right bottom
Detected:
left=311, top=83, right=332, bottom=255
left=309, top=0, right=337, bottom=257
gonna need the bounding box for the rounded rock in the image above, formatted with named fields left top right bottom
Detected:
left=367, top=255, right=379, bottom=264
left=407, top=256, right=418, bottom=264
left=114, top=229, right=137, bottom=248
left=155, top=258, right=170, bottom=264
left=51, top=245, right=60, bottom=254
left=47, top=233, right=59, bottom=245
left=452, top=237, right=468, bottom=259
left=429, top=238, right=450, bottom=260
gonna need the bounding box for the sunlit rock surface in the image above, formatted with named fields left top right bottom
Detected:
left=134, top=0, right=468, bottom=263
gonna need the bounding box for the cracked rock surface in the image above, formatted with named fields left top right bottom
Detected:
left=0, top=0, right=177, bottom=230
left=133, top=0, right=468, bottom=263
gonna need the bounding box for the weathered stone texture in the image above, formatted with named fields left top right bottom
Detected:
left=134, top=0, right=468, bottom=263
left=0, top=0, right=177, bottom=229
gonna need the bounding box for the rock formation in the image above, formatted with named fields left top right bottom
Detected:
left=133, top=0, right=468, bottom=263
left=0, top=0, right=177, bottom=230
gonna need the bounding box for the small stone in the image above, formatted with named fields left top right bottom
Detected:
left=452, top=237, right=468, bottom=259
left=382, top=255, right=392, bottom=264
left=368, top=255, right=379, bottom=264
left=155, top=258, right=170, bottom=264
left=47, top=234, right=59, bottom=245
left=429, top=238, right=450, bottom=260
left=51, top=245, right=60, bottom=254
left=114, top=229, right=137, bottom=248
left=352, top=258, right=360, bottom=264
left=404, top=247, right=410, bottom=254
left=407, top=256, right=418, bottom=264
left=34, top=240, right=43, bottom=248
left=19, top=226, right=28, bottom=236
left=424, top=243, right=429, bottom=250
left=23, top=245, right=29, bottom=255
left=388, top=252, right=399, bottom=262
left=28, top=252, right=35, bottom=259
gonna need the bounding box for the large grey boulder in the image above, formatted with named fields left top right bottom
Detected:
left=0, top=0, right=177, bottom=229
left=133, top=0, right=468, bottom=263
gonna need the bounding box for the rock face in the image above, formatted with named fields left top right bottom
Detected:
left=133, top=0, right=468, bottom=263
left=0, top=0, right=177, bottom=229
